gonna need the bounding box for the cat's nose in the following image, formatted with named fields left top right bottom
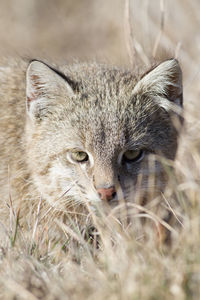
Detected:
left=97, top=186, right=116, bottom=202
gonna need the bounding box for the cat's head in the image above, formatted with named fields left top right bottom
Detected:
left=25, top=59, right=183, bottom=211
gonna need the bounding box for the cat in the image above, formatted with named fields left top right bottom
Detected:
left=0, top=58, right=183, bottom=226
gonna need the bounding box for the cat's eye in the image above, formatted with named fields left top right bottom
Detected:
left=123, top=149, right=144, bottom=163
left=70, top=151, right=89, bottom=163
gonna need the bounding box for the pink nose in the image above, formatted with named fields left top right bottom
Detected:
left=97, top=186, right=116, bottom=201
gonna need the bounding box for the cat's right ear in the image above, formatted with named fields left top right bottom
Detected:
left=26, top=60, right=75, bottom=120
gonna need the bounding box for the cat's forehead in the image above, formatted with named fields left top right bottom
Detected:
left=64, top=63, right=138, bottom=95
left=61, top=70, right=157, bottom=147
left=66, top=96, right=155, bottom=158
left=56, top=63, right=175, bottom=159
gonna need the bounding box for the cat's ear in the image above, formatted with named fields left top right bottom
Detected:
left=133, top=59, right=183, bottom=110
left=26, top=60, right=75, bottom=118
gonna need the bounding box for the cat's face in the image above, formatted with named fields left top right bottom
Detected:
left=25, top=59, right=183, bottom=211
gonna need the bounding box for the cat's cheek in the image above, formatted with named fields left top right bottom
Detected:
left=49, top=164, right=79, bottom=193
left=32, top=161, right=79, bottom=204
left=45, top=163, right=100, bottom=206
left=123, top=162, right=140, bottom=176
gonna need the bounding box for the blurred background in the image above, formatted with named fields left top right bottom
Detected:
left=0, top=0, right=199, bottom=112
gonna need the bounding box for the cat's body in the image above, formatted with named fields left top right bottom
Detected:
left=0, top=58, right=183, bottom=225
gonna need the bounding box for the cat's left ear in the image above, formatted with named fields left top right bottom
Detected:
left=133, top=59, right=183, bottom=109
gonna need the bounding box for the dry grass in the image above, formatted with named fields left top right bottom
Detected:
left=0, top=0, right=200, bottom=299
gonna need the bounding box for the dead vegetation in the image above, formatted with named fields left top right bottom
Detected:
left=0, top=0, right=200, bottom=299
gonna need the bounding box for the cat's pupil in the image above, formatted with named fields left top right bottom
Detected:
left=123, top=150, right=143, bottom=163
left=71, top=151, right=88, bottom=163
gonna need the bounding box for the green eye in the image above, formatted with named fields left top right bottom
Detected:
left=123, top=149, right=143, bottom=162
left=71, top=151, right=88, bottom=163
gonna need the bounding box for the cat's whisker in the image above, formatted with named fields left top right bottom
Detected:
left=0, top=56, right=182, bottom=243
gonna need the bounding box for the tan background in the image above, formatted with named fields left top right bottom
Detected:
left=0, top=0, right=199, bottom=108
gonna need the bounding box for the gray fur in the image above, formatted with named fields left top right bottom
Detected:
left=0, top=58, right=183, bottom=222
